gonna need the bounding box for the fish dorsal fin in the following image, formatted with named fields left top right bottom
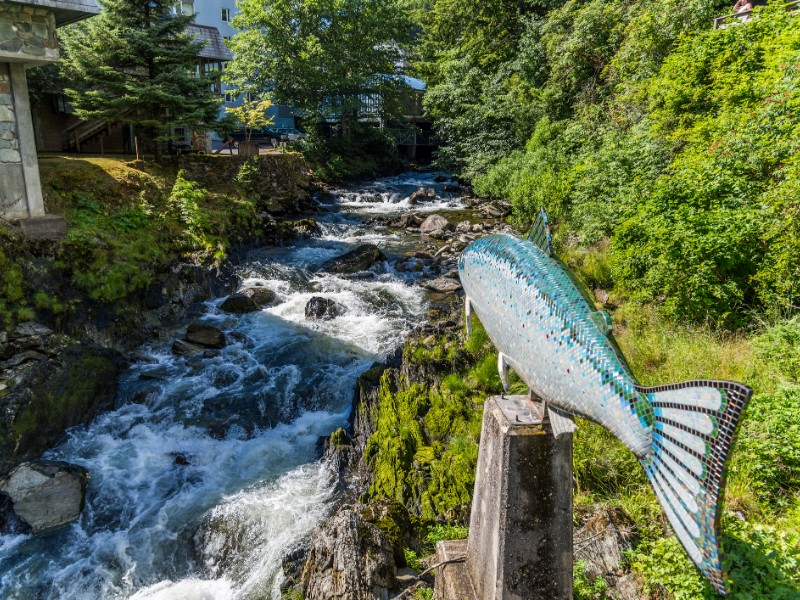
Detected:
left=528, top=208, right=553, bottom=257
left=589, top=310, right=612, bottom=336
left=547, top=405, right=577, bottom=438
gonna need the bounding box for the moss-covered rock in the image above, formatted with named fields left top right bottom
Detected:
left=0, top=343, right=125, bottom=474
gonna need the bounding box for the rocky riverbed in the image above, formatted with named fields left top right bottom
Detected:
left=0, top=171, right=518, bottom=599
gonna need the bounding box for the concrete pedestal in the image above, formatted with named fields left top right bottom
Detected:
left=436, top=395, right=573, bottom=600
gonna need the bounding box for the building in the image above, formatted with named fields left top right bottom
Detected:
left=32, top=0, right=296, bottom=154
left=188, top=0, right=296, bottom=147
left=1, top=0, right=97, bottom=222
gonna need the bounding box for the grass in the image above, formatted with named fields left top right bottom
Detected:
left=360, top=237, right=800, bottom=598
left=0, top=155, right=300, bottom=329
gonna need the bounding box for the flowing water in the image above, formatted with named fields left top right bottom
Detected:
left=0, top=172, right=463, bottom=600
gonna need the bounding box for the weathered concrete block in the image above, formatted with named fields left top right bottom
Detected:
left=465, top=395, right=573, bottom=600
left=435, top=540, right=476, bottom=600
left=14, top=214, right=68, bottom=239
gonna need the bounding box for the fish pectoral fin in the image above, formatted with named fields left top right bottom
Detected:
left=497, top=353, right=510, bottom=393
left=547, top=405, right=577, bottom=438
left=589, top=310, right=613, bottom=336
left=465, top=296, right=472, bottom=337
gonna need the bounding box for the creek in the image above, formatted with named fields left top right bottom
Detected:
left=0, top=172, right=464, bottom=600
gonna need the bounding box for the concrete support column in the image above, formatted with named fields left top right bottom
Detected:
left=435, top=395, right=573, bottom=600
left=0, top=61, right=45, bottom=219
left=10, top=61, right=45, bottom=217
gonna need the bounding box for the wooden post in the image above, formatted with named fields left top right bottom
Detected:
left=99, top=135, right=104, bottom=156
left=134, top=136, right=140, bottom=161
left=436, top=395, right=573, bottom=600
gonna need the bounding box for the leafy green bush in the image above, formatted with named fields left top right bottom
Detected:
left=574, top=561, right=609, bottom=600
left=729, top=387, right=800, bottom=509
left=168, top=170, right=211, bottom=251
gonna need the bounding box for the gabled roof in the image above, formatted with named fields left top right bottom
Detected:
left=188, top=25, right=233, bottom=62
left=7, top=0, right=99, bottom=26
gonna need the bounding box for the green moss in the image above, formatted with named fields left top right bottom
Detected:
left=1, top=347, right=121, bottom=467
left=329, top=427, right=349, bottom=448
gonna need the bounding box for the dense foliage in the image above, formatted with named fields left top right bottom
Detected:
left=416, top=0, right=800, bottom=326
left=227, top=0, right=413, bottom=131
left=60, top=0, right=220, bottom=161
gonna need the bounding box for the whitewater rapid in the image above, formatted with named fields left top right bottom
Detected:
left=0, top=172, right=462, bottom=600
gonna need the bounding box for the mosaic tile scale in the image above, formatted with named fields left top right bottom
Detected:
left=458, top=216, right=752, bottom=596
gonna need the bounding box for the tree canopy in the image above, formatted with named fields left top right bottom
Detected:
left=227, top=0, right=413, bottom=128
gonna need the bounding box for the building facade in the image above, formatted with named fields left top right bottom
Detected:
left=188, top=0, right=296, bottom=143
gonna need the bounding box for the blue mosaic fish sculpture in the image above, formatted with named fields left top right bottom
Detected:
left=458, top=210, right=751, bottom=596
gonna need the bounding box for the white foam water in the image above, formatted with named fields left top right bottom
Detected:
left=0, top=172, right=462, bottom=599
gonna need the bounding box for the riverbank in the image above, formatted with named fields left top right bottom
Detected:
left=1, top=153, right=320, bottom=485
left=0, top=169, right=500, bottom=598
left=293, top=255, right=800, bottom=599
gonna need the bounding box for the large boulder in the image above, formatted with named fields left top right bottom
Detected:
left=319, top=244, right=386, bottom=274
left=424, top=277, right=463, bottom=293
left=0, top=343, right=125, bottom=475
left=408, top=188, right=436, bottom=204
left=239, top=286, right=276, bottom=306
left=419, top=214, right=453, bottom=235
left=305, top=297, right=343, bottom=321
left=0, top=461, right=90, bottom=533
left=219, top=294, right=261, bottom=314
left=301, top=505, right=397, bottom=600
left=186, top=323, right=227, bottom=349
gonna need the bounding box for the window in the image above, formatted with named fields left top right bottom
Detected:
left=224, top=92, right=236, bottom=103
left=174, top=0, right=193, bottom=15
left=221, top=8, right=231, bottom=22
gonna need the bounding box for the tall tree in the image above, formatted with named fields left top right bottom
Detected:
left=227, top=0, right=413, bottom=134
left=61, top=0, right=220, bottom=161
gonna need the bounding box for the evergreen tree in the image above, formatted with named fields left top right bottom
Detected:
left=61, top=0, right=221, bottom=161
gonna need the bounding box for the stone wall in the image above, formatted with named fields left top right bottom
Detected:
left=0, top=3, right=58, bottom=62
left=0, top=63, right=19, bottom=163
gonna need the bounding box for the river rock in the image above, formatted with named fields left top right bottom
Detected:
left=305, top=297, right=343, bottom=321
left=319, top=244, right=386, bottom=274
left=1, top=322, right=54, bottom=361
left=239, top=286, right=276, bottom=306
left=0, top=343, right=124, bottom=475
left=394, top=257, right=425, bottom=273
left=419, top=214, right=453, bottom=235
left=0, top=461, right=90, bottom=533
left=391, top=213, right=424, bottom=229
left=219, top=294, right=261, bottom=314
left=456, top=220, right=472, bottom=233
left=186, top=323, right=227, bottom=349
left=408, top=187, right=436, bottom=204
left=172, top=340, right=204, bottom=356
left=434, top=175, right=448, bottom=183
left=301, top=505, right=397, bottom=600
left=424, top=277, right=463, bottom=293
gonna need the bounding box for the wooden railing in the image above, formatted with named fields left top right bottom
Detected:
left=714, top=0, right=799, bottom=28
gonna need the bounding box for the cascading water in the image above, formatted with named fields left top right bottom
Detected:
left=0, top=172, right=463, bottom=600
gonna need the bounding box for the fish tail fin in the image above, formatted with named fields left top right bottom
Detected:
left=528, top=207, right=554, bottom=257
left=465, top=296, right=472, bottom=337
left=636, top=380, right=752, bottom=595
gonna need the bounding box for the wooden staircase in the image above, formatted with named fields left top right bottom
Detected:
left=61, top=111, right=130, bottom=152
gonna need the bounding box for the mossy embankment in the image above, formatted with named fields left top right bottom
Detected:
left=0, top=153, right=315, bottom=342
left=339, top=262, right=800, bottom=598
